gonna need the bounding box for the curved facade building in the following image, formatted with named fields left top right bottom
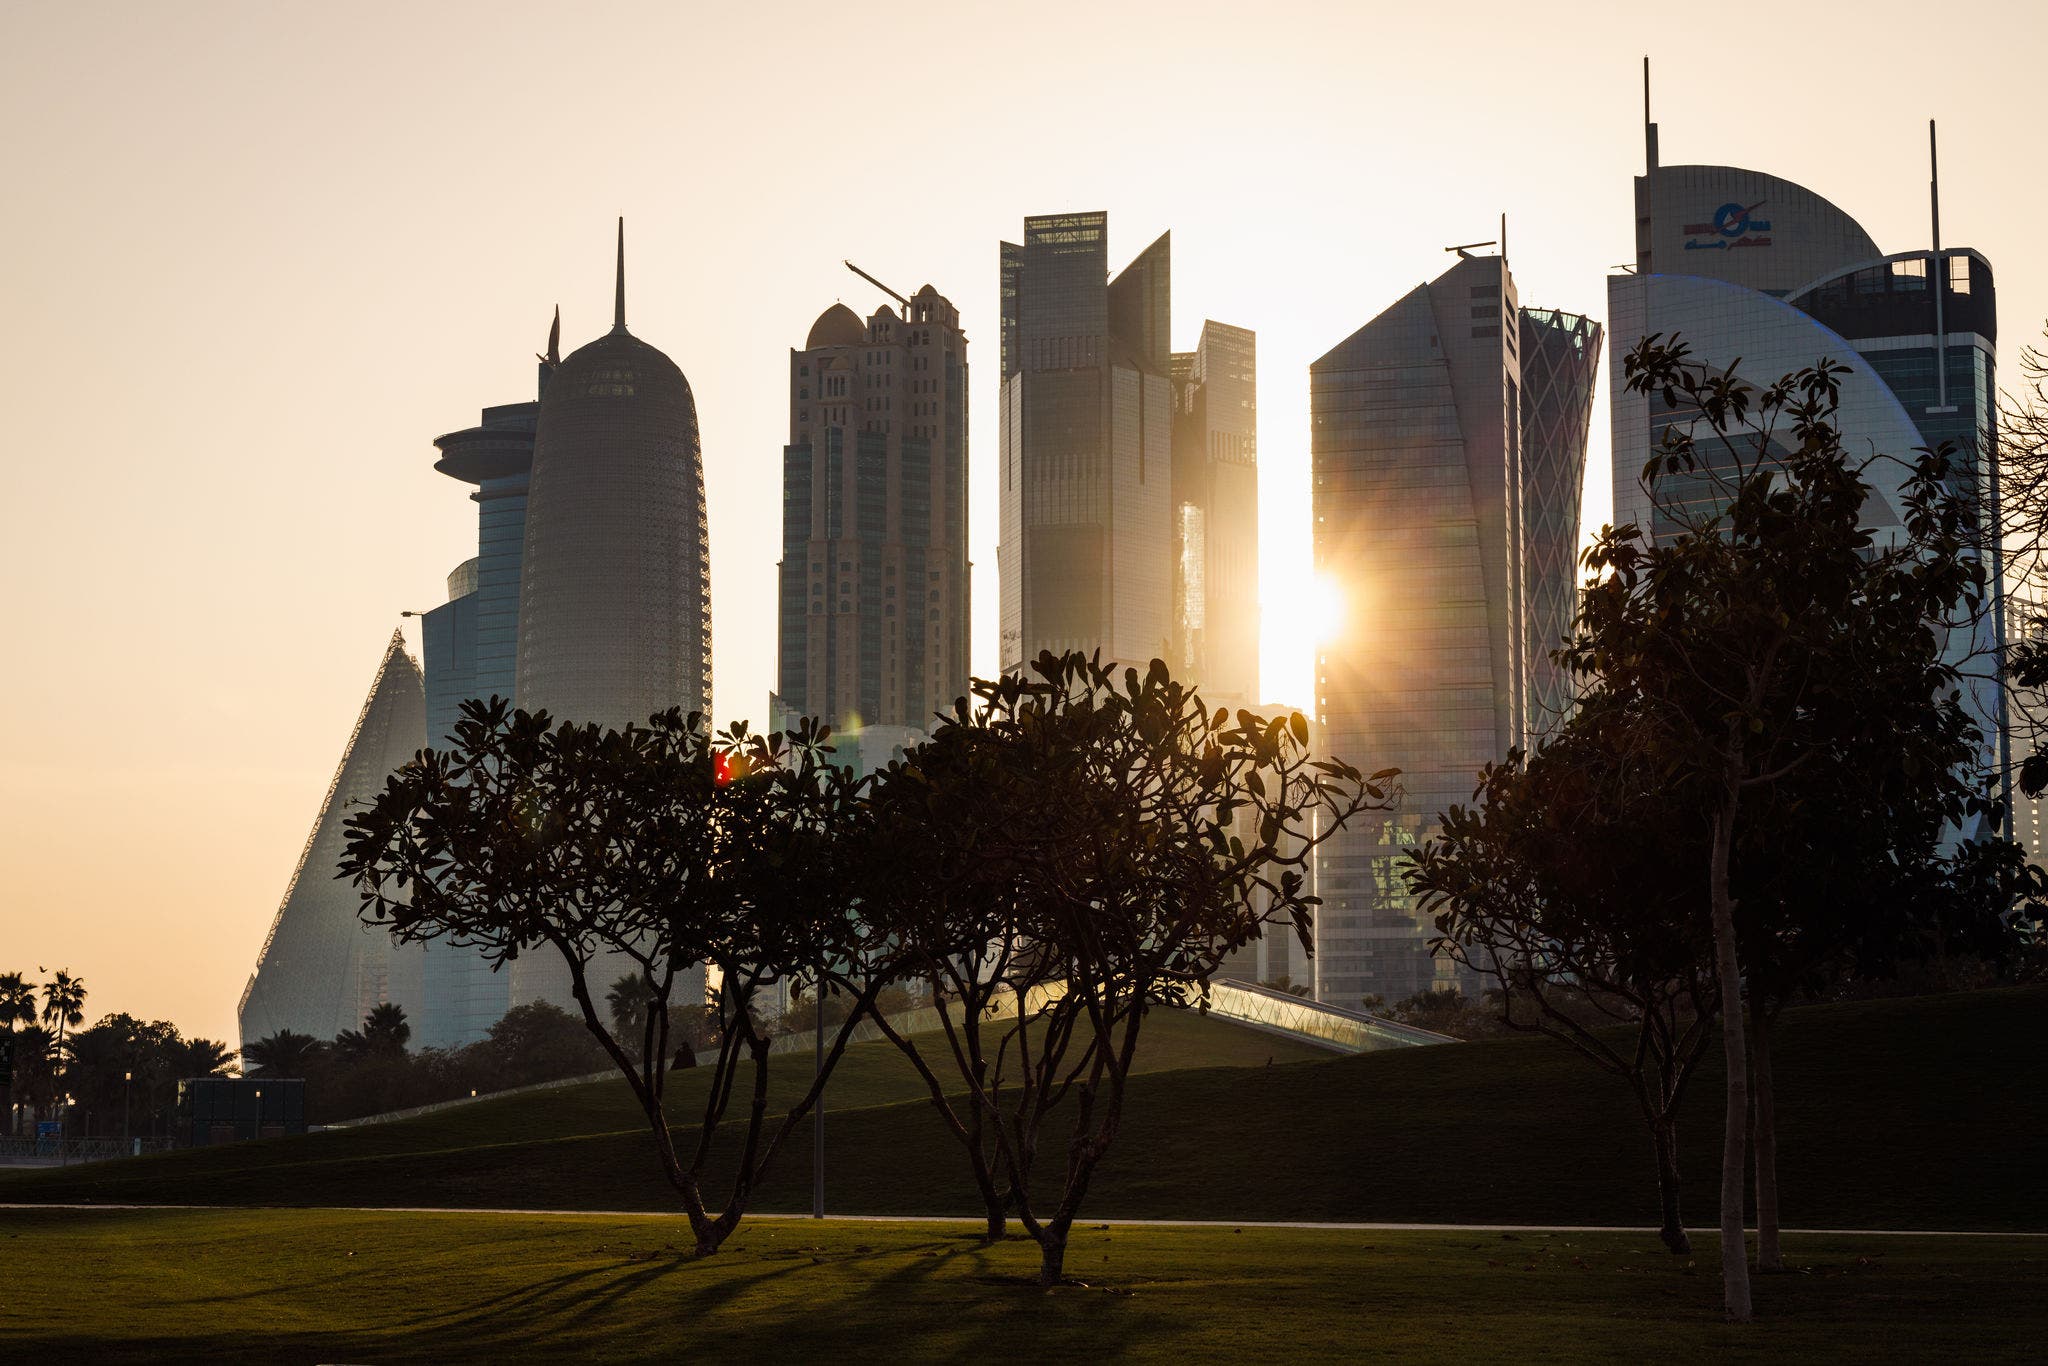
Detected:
left=1611, top=134, right=2004, bottom=814
left=515, top=223, right=712, bottom=733
left=1310, top=253, right=1601, bottom=1006
left=511, top=224, right=711, bottom=1012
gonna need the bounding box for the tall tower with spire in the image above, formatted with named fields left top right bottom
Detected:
left=514, top=220, right=712, bottom=731
left=510, top=220, right=711, bottom=1011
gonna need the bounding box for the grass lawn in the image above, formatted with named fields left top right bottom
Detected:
left=0, top=1207, right=2041, bottom=1363
left=5, top=987, right=2044, bottom=1233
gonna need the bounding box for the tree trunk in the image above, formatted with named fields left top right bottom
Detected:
left=983, top=1185, right=1008, bottom=1243
left=1651, top=1113, right=1691, bottom=1254
left=1750, top=995, right=1782, bottom=1272
left=1709, top=802, right=1753, bottom=1323
left=1036, top=1222, right=1069, bottom=1287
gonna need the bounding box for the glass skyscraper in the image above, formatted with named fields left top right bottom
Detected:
left=411, top=345, right=545, bottom=1048
left=1171, top=321, right=1259, bottom=702
left=999, top=214, right=1176, bottom=672
left=238, top=633, right=426, bottom=1053
left=1310, top=253, right=1599, bottom=1008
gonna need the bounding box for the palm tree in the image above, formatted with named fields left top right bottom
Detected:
left=178, top=1038, right=236, bottom=1078
left=606, top=973, right=654, bottom=1038
left=362, top=1003, right=411, bottom=1055
left=0, top=972, right=36, bottom=1032
left=243, top=1029, right=324, bottom=1078
left=39, top=970, right=85, bottom=1124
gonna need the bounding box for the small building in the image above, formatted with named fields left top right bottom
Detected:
left=177, top=1077, right=306, bottom=1146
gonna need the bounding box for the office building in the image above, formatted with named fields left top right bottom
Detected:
left=1310, top=251, right=1600, bottom=1007
left=1171, top=321, right=1260, bottom=700
left=998, top=214, right=1175, bottom=672
left=1609, top=106, right=2004, bottom=808
left=411, top=322, right=549, bottom=1047
left=239, top=632, right=426, bottom=1052
left=777, top=278, right=969, bottom=740
left=1518, top=309, right=1602, bottom=741
left=510, top=222, right=711, bottom=1012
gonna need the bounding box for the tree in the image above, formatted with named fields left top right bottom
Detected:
left=244, top=1029, right=325, bottom=1079
left=334, top=1003, right=414, bottom=1063
left=1410, top=699, right=1720, bottom=1254
left=39, top=970, right=85, bottom=1122
left=0, top=972, right=35, bottom=1032
left=863, top=652, right=1391, bottom=1284
left=341, top=699, right=889, bottom=1258
left=1576, top=339, right=2001, bottom=1318
left=476, top=1001, right=608, bottom=1087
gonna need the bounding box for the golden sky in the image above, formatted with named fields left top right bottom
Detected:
left=4, top=0, right=2044, bottom=1041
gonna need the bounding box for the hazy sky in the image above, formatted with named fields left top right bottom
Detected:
left=5, top=0, right=2045, bottom=1042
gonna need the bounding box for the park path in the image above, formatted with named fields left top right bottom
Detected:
left=2, top=1204, right=2041, bottom=1237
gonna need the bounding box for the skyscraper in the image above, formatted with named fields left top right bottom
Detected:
left=1610, top=103, right=2004, bottom=810
left=510, top=222, right=711, bottom=1012
left=1170, top=321, right=1259, bottom=701
left=411, top=322, right=549, bottom=1048
left=1517, top=309, right=1602, bottom=742
left=998, top=213, right=1175, bottom=673
left=1310, top=252, right=1599, bottom=1007
left=239, top=632, right=425, bottom=1052
left=777, top=278, right=969, bottom=740
left=514, top=221, right=712, bottom=734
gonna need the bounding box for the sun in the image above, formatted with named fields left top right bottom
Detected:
left=1265, top=574, right=1344, bottom=647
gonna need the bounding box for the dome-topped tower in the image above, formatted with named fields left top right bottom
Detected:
left=514, top=219, right=712, bottom=731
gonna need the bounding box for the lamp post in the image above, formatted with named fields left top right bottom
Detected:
left=123, top=1070, right=132, bottom=1149
left=252, top=1087, right=262, bottom=1142
left=813, top=978, right=824, bottom=1221
left=59, top=1094, right=73, bottom=1167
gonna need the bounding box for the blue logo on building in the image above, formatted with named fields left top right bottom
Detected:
left=1684, top=200, right=1774, bottom=252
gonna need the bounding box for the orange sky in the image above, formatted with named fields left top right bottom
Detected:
left=5, top=0, right=2045, bottom=1042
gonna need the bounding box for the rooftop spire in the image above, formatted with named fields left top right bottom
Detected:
left=613, top=217, right=626, bottom=332
left=545, top=305, right=560, bottom=365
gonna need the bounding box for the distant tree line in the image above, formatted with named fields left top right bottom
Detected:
left=2, top=970, right=236, bottom=1139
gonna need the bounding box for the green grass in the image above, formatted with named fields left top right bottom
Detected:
left=6, top=988, right=2044, bottom=1233
left=1, top=1208, right=2041, bottom=1363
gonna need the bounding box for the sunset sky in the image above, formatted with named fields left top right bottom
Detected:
left=5, top=0, right=2046, bottom=1042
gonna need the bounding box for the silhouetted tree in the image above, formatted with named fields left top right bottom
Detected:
left=39, top=970, right=85, bottom=1121
left=0, top=972, right=35, bottom=1032
left=864, top=652, right=1391, bottom=1284
left=244, top=1029, right=325, bottom=1079
left=1411, top=700, right=1719, bottom=1254
left=1572, top=338, right=2005, bottom=1317
left=342, top=700, right=890, bottom=1258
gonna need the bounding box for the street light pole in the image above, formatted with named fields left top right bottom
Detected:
left=123, top=1070, right=131, bottom=1149
left=813, top=976, right=824, bottom=1221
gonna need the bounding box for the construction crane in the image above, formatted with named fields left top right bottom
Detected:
left=844, top=260, right=910, bottom=310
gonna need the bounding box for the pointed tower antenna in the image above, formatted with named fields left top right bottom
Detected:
left=1930, top=120, right=1951, bottom=412
left=1644, top=56, right=1659, bottom=174
left=540, top=305, right=560, bottom=366
left=614, top=217, right=627, bottom=332
left=1500, top=212, right=1509, bottom=265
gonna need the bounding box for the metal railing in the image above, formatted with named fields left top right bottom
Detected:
left=1200, top=980, right=1459, bottom=1052
left=0, top=1136, right=176, bottom=1166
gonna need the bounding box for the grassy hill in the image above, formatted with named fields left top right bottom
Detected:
left=7, top=986, right=2043, bottom=1231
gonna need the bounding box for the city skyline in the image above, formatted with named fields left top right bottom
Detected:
left=6, top=2, right=2047, bottom=1041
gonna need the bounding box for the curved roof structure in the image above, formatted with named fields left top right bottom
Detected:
left=805, top=303, right=867, bottom=349
left=1641, top=163, right=1883, bottom=296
